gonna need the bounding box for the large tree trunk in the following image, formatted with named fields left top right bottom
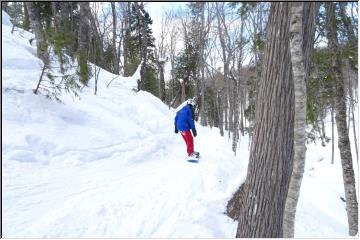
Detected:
left=58, top=2, right=74, bottom=56
left=283, top=2, right=317, bottom=237
left=111, top=2, right=119, bottom=74
left=25, top=2, right=49, bottom=65
left=78, top=4, right=89, bottom=50
left=234, top=3, right=294, bottom=237
left=325, top=2, right=358, bottom=236
left=23, top=2, right=30, bottom=31
left=78, top=2, right=90, bottom=85
left=122, top=3, right=131, bottom=76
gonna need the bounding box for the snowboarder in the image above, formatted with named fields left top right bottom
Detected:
left=174, top=98, right=199, bottom=159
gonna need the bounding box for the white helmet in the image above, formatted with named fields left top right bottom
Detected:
left=187, top=98, right=196, bottom=106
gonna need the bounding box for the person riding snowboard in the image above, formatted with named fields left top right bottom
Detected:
left=174, top=98, right=199, bottom=158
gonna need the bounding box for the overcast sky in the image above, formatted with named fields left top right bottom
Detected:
left=145, top=2, right=186, bottom=81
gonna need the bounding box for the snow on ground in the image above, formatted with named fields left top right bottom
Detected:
left=2, top=10, right=358, bottom=238
left=2, top=11, right=246, bottom=238
left=296, top=109, right=359, bottom=238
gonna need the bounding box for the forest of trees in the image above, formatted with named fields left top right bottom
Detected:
left=2, top=1, right=358, bottom=237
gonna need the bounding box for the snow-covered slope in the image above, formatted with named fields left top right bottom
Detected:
left=2, top=10, right=357, bottom=238
left=2, top=11, right=247, bottom=238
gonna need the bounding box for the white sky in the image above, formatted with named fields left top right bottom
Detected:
left=145, top=2, right=185, bottom=39
left=145, top=2, right=186, bottom=82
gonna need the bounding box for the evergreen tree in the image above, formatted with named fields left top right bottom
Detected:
left=173, top=43, right=197, bottom=102
left=126, top=3, right=158, bottom=96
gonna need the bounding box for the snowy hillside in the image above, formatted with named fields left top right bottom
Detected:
left=2, top=10, right=358, bottom=238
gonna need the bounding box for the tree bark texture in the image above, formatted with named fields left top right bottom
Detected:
left=78, top=2, right=90, bottom=56
left=123, top=3, right=131, bottom=76
left=235, top=3, right=294, bottom=237
left=111, top=2, right=119, bottom=74
left=25, top=2, right=49, bottom=65
left=23, top=2, right=30, bottom=31
left=325, top=2, right=358, bottom=236
left=283, top=2, right=317, bottom=237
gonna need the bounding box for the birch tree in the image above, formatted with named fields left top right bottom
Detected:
left=325, top=2, right=358, bottom=236
left=283, top=2, right=317, bottom=237
left=111, top=2, right=119, bottom=74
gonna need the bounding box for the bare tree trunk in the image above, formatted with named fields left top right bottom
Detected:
left=320, top=117, right=327, bottom=145
left=215, top=3, right=231, bottom=134
left=58, top=2, right=74, bottom=56
left=118, top=20, right=124, bottom=74
left=348, top=98, right=351, bottom=135
left=25, top=2, right=49, bottom=65
left=217, top=91, right=224, bottom=136
left=232, top=12, right=245, bottom=155
left=339, top=2, right=357, bottom=71
left=23, top=2, right=30, bottom=31
left=194, top=2, right=208, bottom=126
left=157, top=58, right=166, bottom=102
left=200, top=67, right=207, bottom=126
left=133, top=2, right=148, bottom=91
left=33, top=62, right=47, bottom=95
left=11, top=2, right=21, bottom=34
left=240, top=84, right=246, bottom=136
left=85, top=3, right=105, bottom=68
left=78, top=2, right=90, bottom=85
left=331, top=105, right=335, bottom=164
left=235, top=3, right=294, bottom=237
left=2, top=2, right=9, bottom=13
left=122, top=2, right=130, bottom=76
left=232, top=78, right=239, bottom=154
left=180, top=80, right=186, bottom=103
left=350, top=92, right=358, bottom=161
left=283, top=2, right=317, bottom=237
left=51, top=2, right=59, bottom=30
left=325, top=2, right=358, bottom=236
left=111, top=2, right=119, bottom=74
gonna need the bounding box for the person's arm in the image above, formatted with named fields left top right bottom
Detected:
left=187, top=107, right=196, bottom=137
left=174, top=113, right=179, bottom=133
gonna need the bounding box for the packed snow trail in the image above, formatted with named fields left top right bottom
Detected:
left=4, top=129, right=245, bottom=237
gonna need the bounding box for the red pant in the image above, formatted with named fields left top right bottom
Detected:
left=180, top=130, right=194, bottom=156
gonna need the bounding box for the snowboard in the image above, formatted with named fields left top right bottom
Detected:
left=187, top=152, right=200, bottom=163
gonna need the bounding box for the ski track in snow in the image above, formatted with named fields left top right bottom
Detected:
left=3, top=124, right=242, bottom=237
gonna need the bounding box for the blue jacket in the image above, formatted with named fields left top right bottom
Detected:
left=175, top=104, right=196, bottom=131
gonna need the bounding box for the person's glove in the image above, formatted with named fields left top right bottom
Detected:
left=192, top=129, right=197, bottom=137
left=175, top=129, right=178, bottom=134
